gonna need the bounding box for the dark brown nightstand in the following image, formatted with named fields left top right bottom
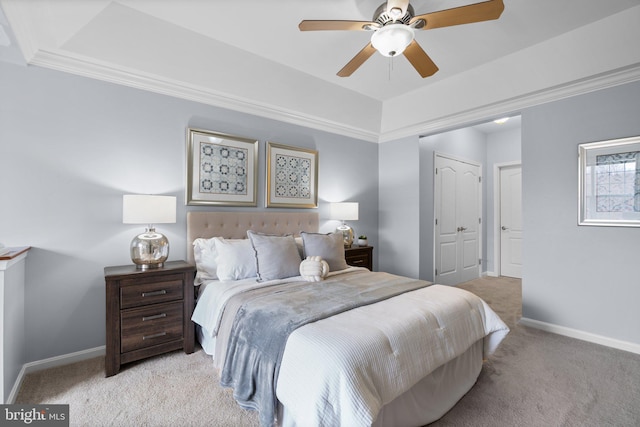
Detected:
left=345, top=246, right=373, bottom=270
left=104, top=260, right=196, bottom=377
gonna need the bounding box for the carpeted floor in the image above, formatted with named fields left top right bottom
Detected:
left=15, top=276, right=640, bottom=426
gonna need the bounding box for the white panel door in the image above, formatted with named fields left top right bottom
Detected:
left=459, top=167, right=481, bottom=282
left=435, top=155, right=481, bottom=285
left=500, top=165, right=523, bottom=278
left=435, top=164, right=459, bottom=284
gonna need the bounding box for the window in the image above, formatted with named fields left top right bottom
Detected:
left=579, top=136, right=640, bottom=227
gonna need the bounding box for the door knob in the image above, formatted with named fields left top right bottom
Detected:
left=457, top=226, right=467, bottom=232
left=501, top=226, right=508, bottom=230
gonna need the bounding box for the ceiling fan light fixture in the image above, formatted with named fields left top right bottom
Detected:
left=371, top=24, right=414, bottom=57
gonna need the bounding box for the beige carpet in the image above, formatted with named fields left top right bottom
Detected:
left=15, top=276, right=640, bottom=426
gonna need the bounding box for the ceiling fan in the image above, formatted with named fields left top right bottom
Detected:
left=299, top=0, right=504, bottom=78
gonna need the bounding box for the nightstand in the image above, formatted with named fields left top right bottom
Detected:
left=104, top=260, right=196, bottom=377
left=345, top=246, right=373, bottom=270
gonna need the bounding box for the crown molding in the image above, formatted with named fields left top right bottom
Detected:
left=28, top=49, right=380, bottom=143
left=378, top=63, right=640, bottom=143
left=21, top=47, right=640, bottom=145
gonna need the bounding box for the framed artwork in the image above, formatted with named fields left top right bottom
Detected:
left=186, top=128, right=258, bottom=206
left=578, top=135, right=640, bottom=227
left=266, top=142, right=318, bottom=208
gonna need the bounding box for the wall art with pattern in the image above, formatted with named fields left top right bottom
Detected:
left=266, top=142, right=318, bottom=208
left=186, top=128, right=258, bottom=206
left=578, top=135, right=640, bottom=227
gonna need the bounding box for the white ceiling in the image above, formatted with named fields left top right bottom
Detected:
left=1, top=0, right=640, bottom=141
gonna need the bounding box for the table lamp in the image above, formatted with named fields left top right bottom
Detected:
left=330, top=202, right=359, bottom=248
left=123, top=194, right=176, bottom=269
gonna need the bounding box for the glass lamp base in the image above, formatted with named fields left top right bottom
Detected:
left=130, top=227, right=169, bottom=269
left=336, top=224, right=354, bottom=248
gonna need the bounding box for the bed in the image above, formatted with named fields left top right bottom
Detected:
left=187, top=211, right=509, bottom=427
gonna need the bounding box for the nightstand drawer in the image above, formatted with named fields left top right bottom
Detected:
left=120, top=302, right=184, bottom=353
left=345, top=246, right=373, bottom=270
left=346, top=254, right=369, bottom=267
left=120, top=275, right=184, bottom=309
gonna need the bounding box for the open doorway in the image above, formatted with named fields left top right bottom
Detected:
left=422, top=114, right=521, bottom=284
left=477, top=115, right=522, bottom=278
left=453, top=115, right=522, bottom=279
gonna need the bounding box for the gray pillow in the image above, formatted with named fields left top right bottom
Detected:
left=247, top=231, right=302, bottom=281
left=301, top=232, right=349, bottom=271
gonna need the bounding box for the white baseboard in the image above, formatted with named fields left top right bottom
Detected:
left=484, top=271, right=498, bottom=277
left=7, top=346, right=105, bottom=404
left=519, top=318, right=640, bottom=355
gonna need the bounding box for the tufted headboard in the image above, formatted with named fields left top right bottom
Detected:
left=186, top=211, right=319, bottom=265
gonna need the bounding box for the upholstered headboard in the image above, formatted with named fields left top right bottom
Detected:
left=186, top=211, right=319, bottom=265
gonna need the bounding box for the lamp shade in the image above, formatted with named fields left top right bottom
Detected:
left=123, top=195, right=176, bottom=224
left=330, top=202, right=359, bottom=221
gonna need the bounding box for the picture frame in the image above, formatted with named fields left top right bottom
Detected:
left=186, top=128, right=258, bottom=206
left=578, top=135, right=640, bottom=227
left=266, top=142, right=318, bottom=208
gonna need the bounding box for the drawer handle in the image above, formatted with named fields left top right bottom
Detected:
left=352, top=260, right=364, bottom=264
left=142, top=290, right=167, bottom=297
left=143, top=332, right=167, bottom=340
left=142, top=313, right=167, bottom=322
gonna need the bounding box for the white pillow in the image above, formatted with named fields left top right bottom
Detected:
left=213, top=238, right=257, bottom=281
left=247, top=231, right=302, bottom=281
left=301, top=232, right=349, bottom=271
left=193, top=237, right=219, bottom=284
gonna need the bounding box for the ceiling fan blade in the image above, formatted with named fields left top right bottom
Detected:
left=410, top=0, right=504, bottom=30
left=403, top=40, right=439, bottom=78
left=386, top=0, right=410, bottom=18
left=337, top=43, right=377, bottom=77
left=299, top=20, right=374, bottom=31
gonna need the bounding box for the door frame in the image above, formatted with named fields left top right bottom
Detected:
left=493, top=161, right=522, bottom=277
left=433, top=152, right=483, bottom=283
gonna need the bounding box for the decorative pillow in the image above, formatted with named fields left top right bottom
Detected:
left=301, top=232, right=349, bottom=271
left=213, top=238, right=257, bottom=281
left=299, top=256, right=330, bottom=282
left=192, top=237, right=219, bottom=284
left=247, top=231, right=302, bottom=281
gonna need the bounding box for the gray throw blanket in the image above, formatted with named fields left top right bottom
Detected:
left=219, top=270, right=431, bottom=427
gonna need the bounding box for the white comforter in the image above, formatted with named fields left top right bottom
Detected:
left=192, top=269, right=509, bottom=427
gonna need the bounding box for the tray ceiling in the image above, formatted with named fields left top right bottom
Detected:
left=1, top=0, right=640, bottom=141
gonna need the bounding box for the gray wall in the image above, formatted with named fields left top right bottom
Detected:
left=522, top=80, right=640, bottom=345
left=0, top=61, right=379, bottom=362
left=378, top=136, right=421, bottom=278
